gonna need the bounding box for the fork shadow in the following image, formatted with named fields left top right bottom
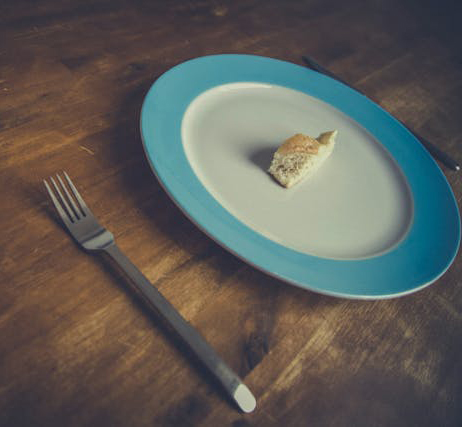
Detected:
left=12, top=173, right=70, bottom=234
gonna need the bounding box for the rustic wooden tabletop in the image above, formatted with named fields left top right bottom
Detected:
left=1, top=0, right=461, bottom=426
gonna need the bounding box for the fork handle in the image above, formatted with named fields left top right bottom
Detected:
left=103, top=243, right=256, bottom=413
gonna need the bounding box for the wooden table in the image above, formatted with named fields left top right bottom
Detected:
left=1, top=1, right=461, bottom=425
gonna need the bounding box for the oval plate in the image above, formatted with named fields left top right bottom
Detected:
left=140, top=54, right=460, bottom=299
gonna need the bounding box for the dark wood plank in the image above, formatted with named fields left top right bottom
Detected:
left=1, top=0, right=461, bottom=426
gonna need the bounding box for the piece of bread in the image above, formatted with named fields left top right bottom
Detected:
left=268, top=131, right=337, bottom=188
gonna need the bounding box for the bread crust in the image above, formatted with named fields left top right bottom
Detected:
left=276, top=133, right=319, bottom=155
left=317, top=130, right=337, bottom=145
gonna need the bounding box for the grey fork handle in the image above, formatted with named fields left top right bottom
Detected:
left=103, top=243, right=256, bottom=413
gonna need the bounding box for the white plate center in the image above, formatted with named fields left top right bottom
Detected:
left=181, top=83, right=413, bottom=259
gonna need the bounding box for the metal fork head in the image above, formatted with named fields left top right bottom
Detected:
left=44, top=172, right=114, bottom=251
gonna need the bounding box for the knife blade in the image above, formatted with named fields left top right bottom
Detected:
left=302, top=55, right=460, bottom=171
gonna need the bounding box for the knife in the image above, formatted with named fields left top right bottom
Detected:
left=302, top=55, right=460, bottom=171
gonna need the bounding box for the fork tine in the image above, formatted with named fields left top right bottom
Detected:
left=57, top=173, right=81, bottom=219
left=63, top=171, right=89, bottom=216
left=50, top=176, right=77, bottom=222
left=43, top=179, right=73, bottom=225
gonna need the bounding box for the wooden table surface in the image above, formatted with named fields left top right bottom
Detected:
left=1, top=0, right=461, bottom=426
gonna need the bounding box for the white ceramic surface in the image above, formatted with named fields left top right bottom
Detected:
left=181, top=83, right=414, bottom=260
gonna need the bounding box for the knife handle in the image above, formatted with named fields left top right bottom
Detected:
left=301, top=56, right=460, bottom=171
left=408, top=130, right=460, bottom=171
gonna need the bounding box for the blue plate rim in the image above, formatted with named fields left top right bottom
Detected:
left=140, top=54, right=460, bottom=299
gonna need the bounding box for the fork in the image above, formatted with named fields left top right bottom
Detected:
left=43, top=172, right=256, bottom=413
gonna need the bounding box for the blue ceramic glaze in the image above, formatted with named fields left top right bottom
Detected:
left=140, top=54, right=460, bottom=298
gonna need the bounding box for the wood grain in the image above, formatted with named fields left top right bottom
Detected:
left=1, top=0, right=461, bottom=426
